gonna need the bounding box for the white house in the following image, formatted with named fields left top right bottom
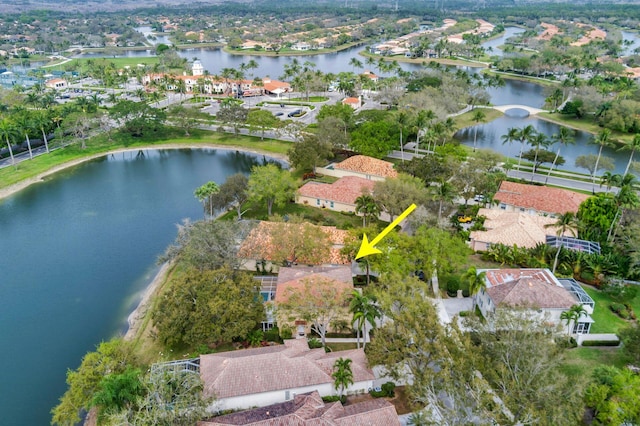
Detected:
left=476, top=268, right=595, bottom=334
left=199, top=339, right=375, bottom=412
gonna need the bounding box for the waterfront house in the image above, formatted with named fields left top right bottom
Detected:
left=316, top=155, right=397, bottom=181
left=296, top=175, right=375, bottom=214
left=492, top=181, right=589, bottom=217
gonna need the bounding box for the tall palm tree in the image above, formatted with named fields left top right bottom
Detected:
left=601, top=173, right=639, bottom=242
left=528, top=132, right=550, bottom=182
left=432, top=180, right=455, bottom=223
left=332, top=357, right=354, bottom=398
left=349, top=57, right=363, bottom=73
left=516, top=125, right=536, bottom=174
left=621, top=133, right=640, bottom=177
left=471, top=109, right=486, bottom=152
left=545, top=212, right=578, bottom=274
left=349, top=290, right=380, bottom=350
left=501, top=127, right=519, bottom=166
left=412, top=110, right=430, bottom=154
left=15, top=113, right=34, bottom=160
left=354, top=194, right=380, bottom=227
left=0, top=117, right=18, bottom=167
left=33, top=110, right=52, bottom=153
left=397, top=110, right=410, bottom=162
left=546, top=127, right=576, bottom=184
left=561, top=304, right=587, bottom=338
left=590, top=129, right=613, bottom=193
left=462, top=266, right=487, bottom=312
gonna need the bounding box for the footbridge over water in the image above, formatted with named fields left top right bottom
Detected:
left=493, top=104, right=548, bottom=115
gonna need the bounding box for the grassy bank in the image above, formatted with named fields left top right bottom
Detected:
left=224, top=40, right=367, bottom=57
left=358, top=50, right=490, bottom=68
left=454, top=108, right=503, bottom=129
left=482, top=69, right=559, bottom=87
left=537, top=112, right=634, bottom=144
left=0, top=128, right=293, bottom=195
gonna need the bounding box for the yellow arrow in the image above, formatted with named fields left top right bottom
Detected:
left=355, top=203, right=417, bottom=260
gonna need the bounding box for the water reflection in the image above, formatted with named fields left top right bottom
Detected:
left=455, top=115, right=630, bottom=175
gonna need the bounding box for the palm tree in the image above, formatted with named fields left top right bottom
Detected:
left=432, top=180, right=455, bottom=223
left=15, top=113, right=34, bottom=160
left=561, top=304, right=587, bottom=338
left=349, top=290, right=380, bottom=349
left=501, top=127, right=519, bottom=167
left=545, top=212, right=578, bottom=274
left=621, top=133, right=640, bottom=177
left=397, top=110, right=410, bottom=162
left=546, top=127, right=575, bottom=184
left=0, top=117, right=18, bottom=167
left=590, top=129, right=613, bottom=193
left=412, top=110, right=430, bottom=154
left=516, top=125, right=536, bottom=174
left=462, top=266, right=487, bottom=312
left=332, top=357, right=354, bottom=398
left=33, top=110, right=52, bottom=153
left=528, top=132, right=550, bottom=182
left=471, top=109, right=486, bottom=152
left=601, top=173, right=639, bottom=242
left=194, top=181, right=220, bottom=218
left=349, top=57, right=363, bottom=73
left=354, top=194, right=380, bottom=227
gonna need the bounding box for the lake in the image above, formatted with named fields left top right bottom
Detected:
left=0, top=148, right=281, bottom=425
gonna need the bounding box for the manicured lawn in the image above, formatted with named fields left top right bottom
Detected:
left=454, top=108, right=503, bottom=130
left=0, top=128, right=293, bottom=193
left=288, top=96, right=329, bottom=102
left=326, top=342, right=358, bottom=352
left=580, top=284, right=639, bottom=334
left=559, top=347, right=628, bottom=379
left=537, top=112, right=633, bottom=144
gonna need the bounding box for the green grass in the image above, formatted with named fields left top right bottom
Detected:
left=288, top=96, right=329, bottom=102
left=454, top=108, right=504, bottom=129
left=581, top=284, right=639, bottom=334
left=0, top=128, right=292, bottom=193
left=559, top=346, right=628, bottom=379
left=326, top=342, right=358, bottom=352
left=537, top=112, right=634, bottom=144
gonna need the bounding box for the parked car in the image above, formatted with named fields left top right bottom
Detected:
left=287, top=109, right=302, bottom=117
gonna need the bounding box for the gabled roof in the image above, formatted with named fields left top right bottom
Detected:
left=199, top=341, right=375, bottom=401
left=484, top=269, right=577, bottom=309
left=298, top=176, right=374, bottom=205
left=470, top=208, right=567, bottom=248
left=494, top=181, right=589, bottom=215
left=198, top=391, right=400, bottom=426
left=335, top=155, right=398, bottom=179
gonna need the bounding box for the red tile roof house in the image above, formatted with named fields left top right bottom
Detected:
left=316, top=155, right=398, bottom=182
left=275, top=265, right=354, bottom=339
left=342, top=96, right=362, bottom=109
left=198, top=390, right=400, bottom=426
left=296, top=176, right=375, bottom=214
left=469, top=208, right=570, bottom=252
left=199, top=339, right=375, bottom=412
left=493, top=181, right=589, bottom=217
left=476, top=268, right=594, bottom=334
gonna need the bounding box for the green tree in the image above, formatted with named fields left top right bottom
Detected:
left=462, top=266, right=486, bottom=311
left=372, top=173, right=427, bottom=221
left=287, top=133, right=333, bottom=172
left=355, top=194, right=380, bottom=227
left=246, top=109, right=278, bottom=140
left=317, top=116, right=349, bottom=149
left=194, top=181, right=220, bottom=218
left=471, top=109, right=486, bottom=152
left=590, top=129, right=615, bottom=192
left=521, top=148, right=563, bottom=175
left=269, top=220, right=332, bottom=266
left=515, top=125, right=536, bottom=173
left=153, top=267, right=264, bottom=348
left=214, top=173, right=249, bottom=220
left=168, top=104, right=200, bottom=136
left=546, top=127, right=575, bottom=184
left=109, top=100, right=165, bottom=137
left=619, top=322, right=640, bottom=365
left=349, top=290, right=380, bottom=350
left=90, top=367, right=144, bottom=422
left=247, top=164, right=296, bottom=216
left=575, top=154, right=615, bottom=185
left=0, top=117, right=17, bottom=167
left=621, top=134, right=640, bottom=177
left=51, top=339, right=138, bottom=426
left=349, top=120, right=398, bottom=159
left=585, top=366, right=640, bottom=425
left=501, top=126, right=519, bottom=164
left=332, top=358, right=354, bottom=398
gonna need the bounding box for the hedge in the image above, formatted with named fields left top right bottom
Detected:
left=581, top=339, right=620, bottom=347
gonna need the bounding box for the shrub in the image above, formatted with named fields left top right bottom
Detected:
left=459, top=310, right=470, bottom=317
left=446, top=276, right=460, bottom=297
left=322, top=395, right=346, bottom=404
left=582, top=339, right=620, bottom=347
left=264, top=327, right=282, bottom=342
left=280, top=326, right=293, bottom=340
left=381, top=381, right=396, bottom=397
left=308, top=338, right=323, bottom=349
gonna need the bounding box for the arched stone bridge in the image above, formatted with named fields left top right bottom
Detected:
left=492, top=104, right=548, bottom=115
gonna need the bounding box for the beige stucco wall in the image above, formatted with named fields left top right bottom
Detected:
left=314, top=166, right=387, bottom=182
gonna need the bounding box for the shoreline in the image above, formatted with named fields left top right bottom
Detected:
left=124, top=262, right=171, bottom=341
left=0, top=143, right=289, bottom=202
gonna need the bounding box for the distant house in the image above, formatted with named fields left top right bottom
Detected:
left=342, top=96, right=362, bottom=109
left=199, top=340, right=375, bottom=411
left=291, top=42, right=311, bottom=51
left=493, top=181, right=589, bottom=217
left=262, top=78, right=291, bottom=97
left=45, top=78, right=68, bottom=89
left=469, top=208, right=568, bottom=251
left=198, top=390, right=400, bottom=425
left=316, top=155, right=398, bottom=181
left=362, top=70, right=379, bottom=82
left=476, top=268, right=594, bottom=333
left=296, top=176, right=375, bottom=213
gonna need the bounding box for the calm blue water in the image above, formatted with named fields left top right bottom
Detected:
left=0, top=148, right=280, bottom=425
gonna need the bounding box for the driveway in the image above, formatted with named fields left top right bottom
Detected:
left=438, top=297, right=473, bottom=322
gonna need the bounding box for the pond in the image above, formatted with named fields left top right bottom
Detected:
left=0, top=148, right=282, bottom=425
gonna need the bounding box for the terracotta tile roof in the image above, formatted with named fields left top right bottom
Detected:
left=238, top=221, right=349, bottom=265
left=494, top=181, right=589, bottom=215
left=484, top=269, right=577, bottom=309
left=199, top=391, right=400, bottom=426
left=470, top=208, right=568, bottom=248
left=298, top=176, right=374, bottom=205
left=199, top=341, right=375, bottom=400
left=277, top=265, right=353, bottom=287
left=262, top=79, right=291, bottom=92
left=343, top=97, right=359, bottom=104
left=275, top=273, right=353, bottom=304
left=335, top=155, right=398, bottom=179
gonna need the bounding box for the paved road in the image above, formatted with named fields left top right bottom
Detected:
left=507, top=169, right=618, bottom=194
